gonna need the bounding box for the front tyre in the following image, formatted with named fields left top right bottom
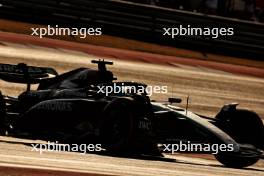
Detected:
left=216, top=108, right=264, bottom=150
left=215, top=106, right=263, bottom=167
left=215, top=146, right=261, bottom=168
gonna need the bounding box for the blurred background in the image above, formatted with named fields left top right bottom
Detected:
left=125, top=0, right=264, bottom=22
left=0, top=0, right=263, bottom=60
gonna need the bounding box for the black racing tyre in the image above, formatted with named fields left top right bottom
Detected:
left=100, top=98, right=135, bottom=153
left=215, top=149, right=260, bottom=168
left=216, top=109, right=264, bottom=150
left=215, top=109, right=263, bottom=167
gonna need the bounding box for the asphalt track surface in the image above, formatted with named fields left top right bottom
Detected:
left=0, top=32, right=263, bottom=175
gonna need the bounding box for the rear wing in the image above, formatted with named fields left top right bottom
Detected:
left=0, top=63, right=58, bottom=91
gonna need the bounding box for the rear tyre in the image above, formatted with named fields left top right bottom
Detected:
left=100, top=98, right=135, bottom=154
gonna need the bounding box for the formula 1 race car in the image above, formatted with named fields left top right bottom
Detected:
left=0, top=60, right=263, bottom=168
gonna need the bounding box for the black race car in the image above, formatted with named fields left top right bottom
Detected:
left=0, top=60, right=263, bottom=168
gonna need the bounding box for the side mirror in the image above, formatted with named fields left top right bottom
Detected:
left=168, top=97, right=182, bottom=104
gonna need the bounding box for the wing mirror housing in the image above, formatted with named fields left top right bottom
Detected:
left=168, top=97, right=182, bottom=104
